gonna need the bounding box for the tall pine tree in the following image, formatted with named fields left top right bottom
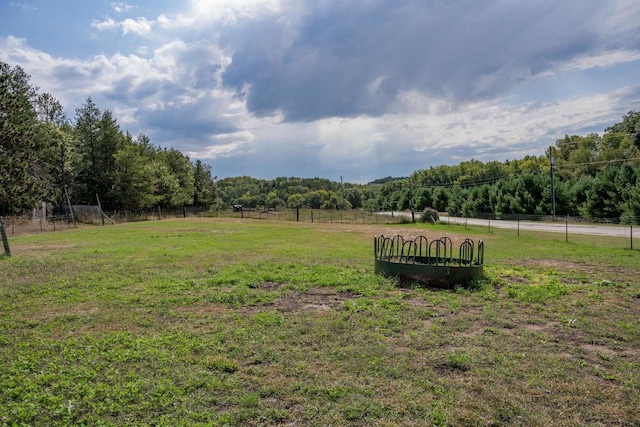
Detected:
left=0, top=62, right=43, bottom=214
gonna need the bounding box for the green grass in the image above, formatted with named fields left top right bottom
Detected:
left=1, top=218, right=639, bottom=426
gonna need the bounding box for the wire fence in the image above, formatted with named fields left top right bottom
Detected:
left=0, top=207, right=412, bottom=238
left=440, top=215, right=638, bottom=250
left=2, top=208, right=638, bottom=250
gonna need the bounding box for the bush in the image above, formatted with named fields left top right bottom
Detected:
left=420, top=207, right=439, bottom=224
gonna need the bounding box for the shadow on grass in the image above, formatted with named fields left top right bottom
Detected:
left=393, top=275, right=491, bottom=293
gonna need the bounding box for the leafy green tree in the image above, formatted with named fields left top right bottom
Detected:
left=414, top=187, right=433, bottom=211
left=193, top=159, right=215, bottom=207
left=362, top=197, right=380, bottom=211
left=287, top=193, right=305, bottom=208
left=579, top=167, right=625, bottom=219
left=73, top=97, right=101, bottom=202
left=445, top=186, right=465, bottom=216
left=621, top=183, right=640, bottom=224
left=266, top=190, right=284, bottom=210
left=344, top=188, right=363, bottom=208
left=321, top=191, right=346, bottom=209
left=112, top=135, right=158, bottom=210
left=153, top=149, right=195, bottom=208
left=396, top=188, right=412, bottom=211
left=433, top=188, right=449, bottom=212
left=34, top=93, right=76, bottom=209
left=606, top=110, right=640, bottom=148
left=305, top=191, right=324, bottom=209
left=36, top=121, right=76, bottom=208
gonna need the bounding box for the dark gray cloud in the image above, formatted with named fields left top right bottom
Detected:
left=3, top=0, right=640, bottom=183
left=221, top=0, right=630, bottom=122
left=137, top=98, right=239, bottom=140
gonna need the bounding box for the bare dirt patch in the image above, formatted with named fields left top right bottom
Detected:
left=176, top=286, right=357, bottom=315
left=176, top=303, right=228, bottom=316
left=11, top=242, right=81, bottom=254
left=270, top=287, right=356, bottom=313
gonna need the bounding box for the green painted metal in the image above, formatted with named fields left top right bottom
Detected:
left=374, top=234, right=484, bottom=287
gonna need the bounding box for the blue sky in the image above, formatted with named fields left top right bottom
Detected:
left=2, top=0, right=640, bottom=183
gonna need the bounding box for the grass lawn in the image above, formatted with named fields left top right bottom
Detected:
left=1, top=218, right=639, bottom=426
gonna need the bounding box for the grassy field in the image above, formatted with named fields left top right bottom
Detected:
left=1, top=218, right=639, bottom=426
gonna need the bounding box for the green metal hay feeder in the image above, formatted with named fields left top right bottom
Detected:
left=374, top=234, right=484, bottom=287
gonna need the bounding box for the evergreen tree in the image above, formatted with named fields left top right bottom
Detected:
left=0, top=62, right=43, bottom=213
left=193, top=160, right=215, bottom=207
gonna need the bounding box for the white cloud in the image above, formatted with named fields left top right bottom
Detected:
left=92, top=17, right=154, bottom=36
left=121, top=17, right=153, bottom=36
left=554, top=49, right=640, bottom=73
left=91, top=18, right=118, bottom=31
left=8, top=2, right=36, bottom=12
left=185, top=0, right=284, bottom=25
left=186, top=131, right=256, bottom=159
left=111, top=2, right=135, bottom=14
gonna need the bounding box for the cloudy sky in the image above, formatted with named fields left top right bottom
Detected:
left=2, top=0, right=640, bottom=182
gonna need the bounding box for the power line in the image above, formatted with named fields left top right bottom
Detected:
left=555, top=156, right=640, bottom=169
left=551, top=131, right=639, bottom=148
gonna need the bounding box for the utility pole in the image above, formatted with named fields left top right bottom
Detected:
left=550, top=147, right=556, bottom=220
left=340, top=176, right=345, bottom=210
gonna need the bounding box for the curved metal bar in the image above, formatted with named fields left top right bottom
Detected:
left=401, top=240, right=417, bottom=264
left=389, top=235, right=404, bottom=260
left=459, top=238, right=474, bottom=266
left=415, top=235, right=428, bottom=258
left=477, top=240, right=484, bottom=266
left=428, top=239, right=438, bottom=264
left=375, top=235, right=387, bottom=259
left=441, top=237, right=452, bottom=264
left=429, top=237, right=452, bottom=265
left=381, top=236, right=393, bottom=260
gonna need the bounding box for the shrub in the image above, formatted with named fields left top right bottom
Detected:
left=420, top=207, right=439, bottom=224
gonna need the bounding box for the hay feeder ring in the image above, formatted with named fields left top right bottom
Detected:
left=374, top=234, right=484, bottom=288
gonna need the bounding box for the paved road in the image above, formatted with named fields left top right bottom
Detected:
left=440, top=215, right=636, bottom=238
left=386, top=212, right=636, bottom=238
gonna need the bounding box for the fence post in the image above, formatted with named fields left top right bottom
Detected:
left=96, top=193, right=105, bottom=226
left=517, top=220, right=520, bottom=237
left=0, top=217, right=10, bottom=256
left=565, top=218, right=568, bottom=242
left=631, top=224, right=634, bottom=250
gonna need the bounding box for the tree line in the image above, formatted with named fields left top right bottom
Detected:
left=368, top=118, right=640, bottom=222
left=2, top=60, right=640, bottom=223
left=1, top=61, right=216, bottom=215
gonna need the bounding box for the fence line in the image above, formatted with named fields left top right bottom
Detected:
left=1, top=208, right=411, bottom=237
left=2, top=208, right=638, bottom=250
